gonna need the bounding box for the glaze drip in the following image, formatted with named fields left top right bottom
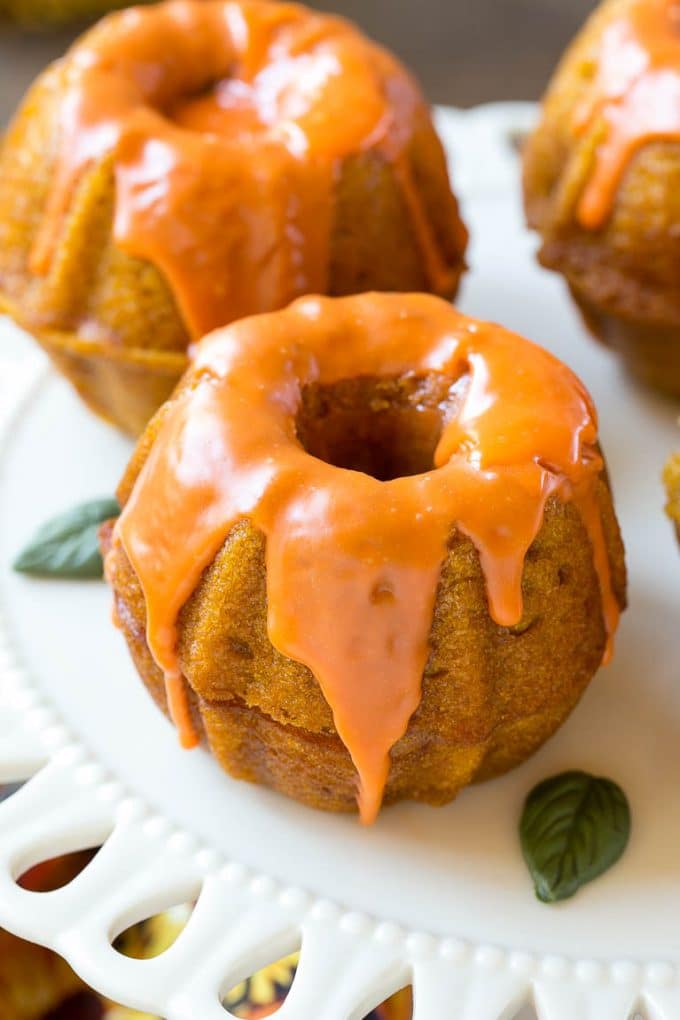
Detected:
left=574, top=0, right=680, bottom=228
left=115, top=294, right=620, bottom=823
left=30, top=0, right=464, bottom=338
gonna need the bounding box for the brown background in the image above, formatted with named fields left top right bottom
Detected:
left=0, top=0, right=597, bottom=124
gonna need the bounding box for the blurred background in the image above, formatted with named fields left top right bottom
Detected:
left=0, top=0, right=596, bottom=124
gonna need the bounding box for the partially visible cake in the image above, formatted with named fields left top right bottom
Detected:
left=0, top=0, right=467, bottom=434
left=524, top=0, right=680, bottom=396
left=664, top=453, right=680, bottom=542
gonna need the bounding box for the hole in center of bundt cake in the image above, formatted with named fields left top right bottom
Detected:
left=295, top=373, right=459, bottom=481
left=169, top=76, right=268, bottom=138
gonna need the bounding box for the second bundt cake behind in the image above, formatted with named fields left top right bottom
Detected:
left=524, top=0, right=680, bottom=396
left=0, top=0, right=467, bottom=434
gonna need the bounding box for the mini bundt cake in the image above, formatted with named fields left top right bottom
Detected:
left=102, top=293, right=626, bottom=823
left=524, top=0, right=680, bottom=396
left=0, top=0, right=467, bottom=435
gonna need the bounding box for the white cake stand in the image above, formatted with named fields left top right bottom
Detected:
left=0, top=104, right=678, bottom=1020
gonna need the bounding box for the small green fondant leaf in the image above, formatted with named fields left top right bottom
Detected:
left=13, top=497, right=120, bottom=579
left=520, top=770, right=631, bottom=904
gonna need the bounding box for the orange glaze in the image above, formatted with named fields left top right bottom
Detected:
left=29, top=0, right=463, bottom=339
left=115, top=293, right=621, bottom=823
left=574, top=0, right=680, bottom=228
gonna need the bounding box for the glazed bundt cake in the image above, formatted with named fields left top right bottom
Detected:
left=102, top=293, right=626, bottom=823
left=0, top=0, right=467, bottom=435
left=524, top=0, right=680, bottom=396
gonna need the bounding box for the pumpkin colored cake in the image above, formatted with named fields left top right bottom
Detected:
left=0, top=0, right=467, bottom=435
left=102, top=293, right=626, bottom=823
left=523, top=0, right=680, bottom=396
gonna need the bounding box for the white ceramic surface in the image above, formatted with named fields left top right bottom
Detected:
left=0, top=104, right=677, bottom=1019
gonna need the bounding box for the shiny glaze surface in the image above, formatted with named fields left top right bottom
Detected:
left=30, top=0, right=463, bottom=337
left=114, top=293, right=620, bottom=823
left=574, top=0, right=680, bottom=228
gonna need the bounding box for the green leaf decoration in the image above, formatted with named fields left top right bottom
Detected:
left=520, top=770, right=631, bottom=904
left=13, top=497, right=120, bottom=579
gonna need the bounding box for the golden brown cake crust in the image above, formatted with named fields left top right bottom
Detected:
left=664, top=452, right=680, bottom=544
left=102, top=370, right=626, bottom=814
left=523, top=0, right=680, bottom=395
left=0, top=13, right=467, bottom=435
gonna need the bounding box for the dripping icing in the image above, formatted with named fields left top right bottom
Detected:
left=29, top=0, right=464, bottom=338
left=574, top=0, right=680, bottom=228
